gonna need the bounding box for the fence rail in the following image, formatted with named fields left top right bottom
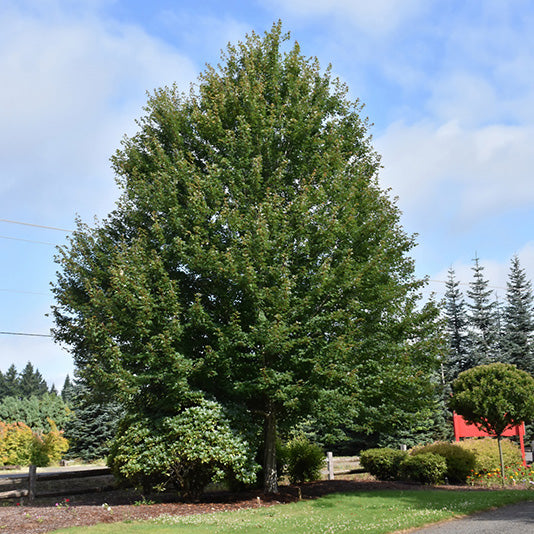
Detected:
left=0, top=466, right=115, bottom=502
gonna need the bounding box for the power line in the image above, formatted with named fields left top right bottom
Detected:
left=0, top=331, right=52, bottom=338
left=0, top=218, right=73, bottom=233
left=0, top=234, right=58, bottom=246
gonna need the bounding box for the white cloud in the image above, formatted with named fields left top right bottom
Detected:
left=376, top=119, right=534, bottom=226
left=0, top=5, right=198, bottom=223
left=264, top=0, right=427, bottom=34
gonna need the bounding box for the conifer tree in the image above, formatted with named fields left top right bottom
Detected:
left=0, top=365, right=20, bottom=400
left=63, top=381, right=121, bottom=461
left=18, top=362, right=48, bottom=398
left=466, top=256, right=499, bottom=365
left=502, top=255, right=534, bottom=374
left=61, top=375, right=76, bottom=404
left=443, top=267, right=470, bottom=381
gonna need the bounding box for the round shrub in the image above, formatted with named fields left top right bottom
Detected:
left=283, top=437, right=324, bottom=484
left=108, top=400, right=259, bottom=499
left=399, top=452, right=447, bottom=485
left=360, top=448, right=408, bottom=481
left=412, top=442, right=476, bottom=483
left=457, top=438, right=523, bottom=473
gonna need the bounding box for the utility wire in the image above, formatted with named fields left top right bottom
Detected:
left=0, top=331, right=52, bottom=338
left=0, top=234, right=58, bottom=246
left=0, top=218, right=73, bottom=233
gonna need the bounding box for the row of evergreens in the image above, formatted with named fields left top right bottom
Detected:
left=442, top=255, right=534, bottom=382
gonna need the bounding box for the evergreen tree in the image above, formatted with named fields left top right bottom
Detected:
left=52, top=23, right=443, bottom=492
left=466, top=256, right=499, bottom=365
left=63, top=381, right=122, bottom=461
left=18, top=362, right=48, bottom=398
left=61, top=374, right=76, bottom=404
left=443, top=267, right=470, bottom=381
left=502, top=255, right=534, bottom=374
left=0, top=364, right=20, bottom=399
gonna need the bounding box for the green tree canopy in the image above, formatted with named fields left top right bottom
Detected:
left=52, top=22, right=443, bottom=493
left=18, top=362, right=48, bottom=398
left=450, top=362, right=534, bottom=479
left=0, top=365, right=20, bottom=400
left=0, top=393, right=71, bottom=432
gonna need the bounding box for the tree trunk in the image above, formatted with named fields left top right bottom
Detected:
left=263, top=410, right=278, bottom=494
left=497, top=435, right=505, bottom=486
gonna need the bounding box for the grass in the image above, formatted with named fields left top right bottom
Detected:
left=52, top=489, right=533, bottom=534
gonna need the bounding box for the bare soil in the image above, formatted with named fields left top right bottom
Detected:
left=0, top=475, right=521, bottom=534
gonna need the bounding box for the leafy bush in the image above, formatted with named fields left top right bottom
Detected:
left=0, top=422, right=33, bottom=465
left=457, top=438, right=523, bottom=473
left=411, top=442, right=476, bottom=483
left=360, top=448, right=407, bottom=481
left=108, top=400, right=259, bottom=499
left=282, top=437, right=324, bottom=484
left=0, top=420, right=68, bottom=466
left=399, top=453, right=447, bottom=484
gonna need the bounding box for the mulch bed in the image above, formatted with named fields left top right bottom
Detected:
left=0, top=478, right=507, bottom=534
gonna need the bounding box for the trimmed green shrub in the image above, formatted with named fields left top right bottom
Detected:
left=399, top=452, right=447, bottom=484
left=360, top=448, right=407, bottom=481
left=457, top=438, right=523, bottom=473
left=283, top=437, right=324, bottom=484
left=412, top=442, right=476, bottom=483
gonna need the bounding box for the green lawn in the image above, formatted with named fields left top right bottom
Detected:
left=53, top=489, right=533, bottom=534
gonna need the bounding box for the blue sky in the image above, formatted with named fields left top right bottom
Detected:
left=1, top=0, right=534, bottom=387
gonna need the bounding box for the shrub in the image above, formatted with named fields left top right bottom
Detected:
left=360, top=448, right=407, bottom=481
left=0, top=422, right=33, bottom=465
left=108, top=400, right=259, bottom=500
left=0, top=420, right=68, bottom=466
left=282, top=437, right=324, bottom=484
left=411, top=442, right=476, bottom=483
left=399, top=453, right=447, bottom=484
left=457, top=438, right=523, bottom=473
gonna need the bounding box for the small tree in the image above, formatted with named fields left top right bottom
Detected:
left=466, top=257, right=500, bottom=365
left=502, top=256, right=534, bottom=374
left=443, top=267, right=470, bottom=381
left=449, top=362, right=534, bottom=481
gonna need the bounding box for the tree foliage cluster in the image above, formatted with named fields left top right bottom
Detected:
left=443, top=256, right=534, bottom=383
left=0, top=393, right=71, bottom=432
left=52, top=23, right=444, bottom=493
left=0, top=362, right=49, bottom=401
left=0, top=420, right=68, bottom=467
left=61, top=378, right=122, bottom=462
left=450, top=362, right=534, bottom=480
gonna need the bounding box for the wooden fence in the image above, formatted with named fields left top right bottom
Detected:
left=0, top=466, right=115, bottom=502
